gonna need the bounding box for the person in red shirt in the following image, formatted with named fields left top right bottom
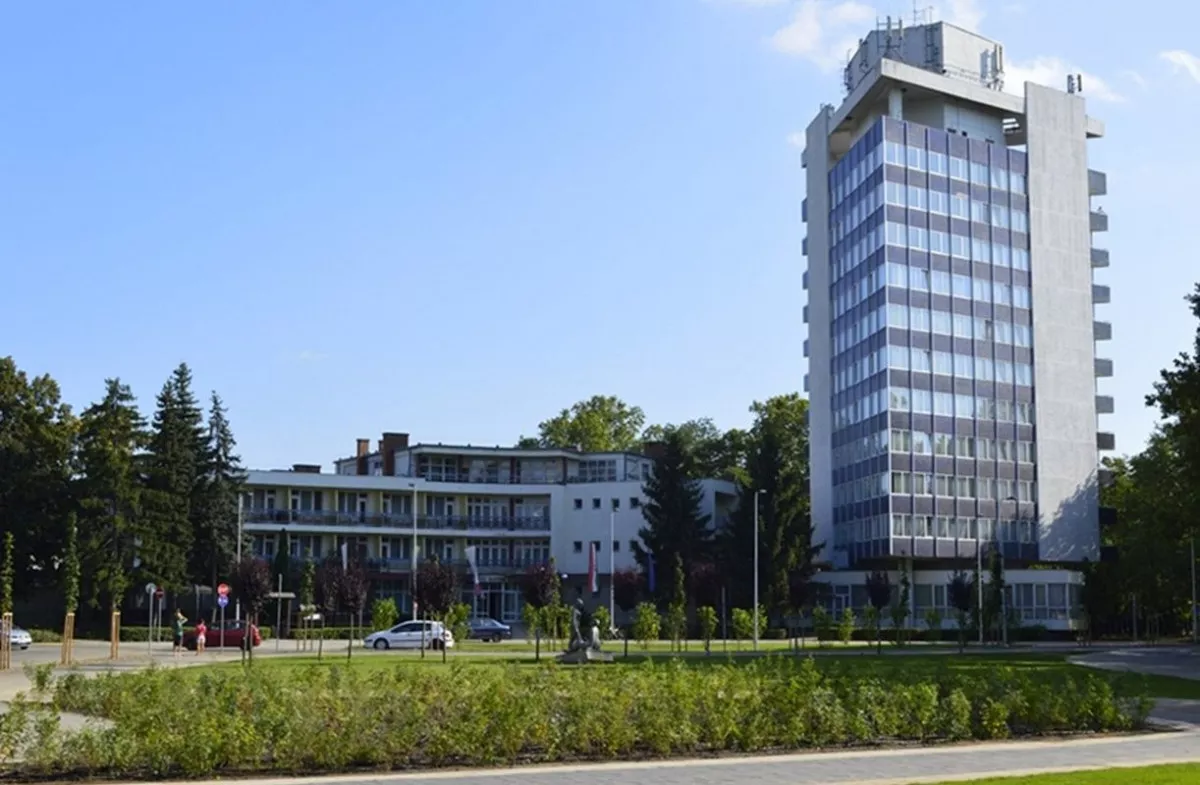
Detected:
left=195, top=618, right=207, bottom=655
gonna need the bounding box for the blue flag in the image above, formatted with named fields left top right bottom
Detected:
left=647, top=552, right=657, bottom=595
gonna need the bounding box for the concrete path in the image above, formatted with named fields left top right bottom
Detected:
left=95, top=733, right=1200, bottom=785
left=1071, top=646, right=1200, bottom=682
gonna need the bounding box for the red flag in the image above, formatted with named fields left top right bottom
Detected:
left=588, top=542, right=598, bottom=595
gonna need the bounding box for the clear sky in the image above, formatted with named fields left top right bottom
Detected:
left=1, top=0, right=1195, bottom=470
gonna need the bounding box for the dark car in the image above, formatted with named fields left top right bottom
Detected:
left=467, top=617, right=512, bottom=642
left=183, top=620, right=262, bottom=651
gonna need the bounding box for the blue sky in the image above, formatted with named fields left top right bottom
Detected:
left=1, top=0, right=1195, bottom=470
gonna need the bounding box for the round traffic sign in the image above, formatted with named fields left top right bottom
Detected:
left=154, top=588, right=164, bottom=598
left=217, top=595, right=229, bottom=608
left=144, top=582, right=156, bottom=595
left=217, top=583, right=230, bottom=597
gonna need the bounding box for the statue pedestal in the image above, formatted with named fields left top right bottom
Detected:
left=557, top=647, right=615, bottom=665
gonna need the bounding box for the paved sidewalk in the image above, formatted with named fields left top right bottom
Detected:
left=107, top=732, right=1200, bottom=785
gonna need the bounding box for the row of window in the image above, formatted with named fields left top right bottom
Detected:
left=831, top=404, right=1036, bottom=466
left=890, top=429, right=1036, bottom=463
left=889, top=514, right=1036, bottom=542
left=883, top=182, right=1029, bottom=232
left=885, top=263, right=1032, bottom=304
left=830, top=143, right=884, bottom=208
left=830, top=512, right=1036, bottom=546
left=571, top=497, right=642, bottom=511
left=883, top=141, right=1028, bottom=195
left=831, top=227, right=1031, bottom=320
left=887, top=344, right=1034, bottom=386
left=891, top=472, right=1037, bottom=502
left=882, top=222, right=1031, bottom=269
left=833, top=302, right=1033, bottom=374
left=889, top=388, right=1036, bottom=421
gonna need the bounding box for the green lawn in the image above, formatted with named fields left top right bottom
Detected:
left=917, top=764, right=1200, bottom=784
left=213, top=649, right=1200, bottom=700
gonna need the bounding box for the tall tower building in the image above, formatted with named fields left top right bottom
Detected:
left=802, top=19, right=1111, bottom=598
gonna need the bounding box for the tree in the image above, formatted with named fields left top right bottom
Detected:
left=191, top=393, right=245, bottom=590
left=532, top=395, right=646, bottom=453
left=62, top=512, right=81, bottom=661
left=986, top=549, right=1006, bottom=644
left=697, top=606, right=718, bottom=654
left=415, top=557, right=458, bottom=623
left=663, top=554, right=687, bottom=651
left=948, top=569, right=975, bottom=653
left=0, top=357, right=75, bottom=600
left=837, top=607, right=855, bottom=646
left=641, top=419, right=747, bottom=480
left=717, top=394, right=817, bottom=613
left=0, top=532, right=12, bottom=616
left=141, top=365, right=206, bottom=591
left=688, top=560, right=721, bottom=610
left=75, top=379, right=147, bottom=613
left=298, top=555, right=316, bottom=648
left=612, top=568, right=643, bottom=614
left=634, top=429, right=711, bottom=603
left=315, top=556, right=342, bottom=660
left=271, top=529, right=292, bottom=592
left=865, top=571, right=892, bottom=654
left=371, top=597, right=399, bottom=631
left=521, top=561, right=560, bottom=661
left=890, top=568, right=911, bottom=647
left=339, top=558, right=371, bottom=661
left=730, top=607, right=752, bottom=649
left=632, top=602, right=660, bottom=649
left=232, top=557, right=272, bottom=664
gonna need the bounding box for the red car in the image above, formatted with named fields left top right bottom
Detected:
left=183, top=620, right=262, bottom=651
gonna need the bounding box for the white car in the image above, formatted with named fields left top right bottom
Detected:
left=9, top=625, right=32, bottom=650
left=364, top=620, right=455, bottom=651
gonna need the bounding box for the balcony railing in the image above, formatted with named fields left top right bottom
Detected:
left=364, top=555, right=551, bottom=575
left=244, top=509, right=551, bottom=532
left=394, top=470, right=647, bottom=485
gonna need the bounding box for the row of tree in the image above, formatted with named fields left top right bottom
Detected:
left=515, top=392, right=819, bottom=622
left=1085, top=284, right=1200, bottom=639
left=0, top=358, right=245, bottom=624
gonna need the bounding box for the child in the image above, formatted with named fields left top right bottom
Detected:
left=195, top=618, right=207, bottom=655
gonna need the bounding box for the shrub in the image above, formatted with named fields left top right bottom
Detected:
left=696, top=606, right=717, bottom=652
left=812, top=605, right=832, bottom=646
left=370, top=598, right=399, bottom=631
left=0, top=656, right=1151, bottom=778
left=631, top=603, right=660, bottom=649
left=837, top=608, right=855, bottom=646
left=730, top=608, right=752, bottom=648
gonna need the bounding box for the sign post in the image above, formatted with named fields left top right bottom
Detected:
left=144, top=583, right=157, bottom=656
left=217, top=583, right=230, bottom=650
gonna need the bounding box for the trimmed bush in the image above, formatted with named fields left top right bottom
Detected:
left=0, top=656, right=1153, bottom=778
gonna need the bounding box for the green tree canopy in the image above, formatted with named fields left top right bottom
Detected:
left=529, top=395, right=646, bottom=452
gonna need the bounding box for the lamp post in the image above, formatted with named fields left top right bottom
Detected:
left=609, top=504, right=616, bottom=630
left=410, top=482, right=419, bottom=620
left=235, top=494, right=243, bottom=623
left=1192, top=535, right=1197, bottom=644
left=753, top=489, right=766, bottom=652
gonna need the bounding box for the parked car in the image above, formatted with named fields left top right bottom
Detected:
left=467, top=617, right=512, bottom=642
left=364, top=620, right=454, bottom=650
left=8, top=625, right=32, bottom=650
left=183, top=620, right=261, bottom=651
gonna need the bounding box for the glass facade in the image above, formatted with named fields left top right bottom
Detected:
left=827, top=116, right=1038, bottom=564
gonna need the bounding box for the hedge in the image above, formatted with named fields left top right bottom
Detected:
left=0, top=656, right=1153, bottom=778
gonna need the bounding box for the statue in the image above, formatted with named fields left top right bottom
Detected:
left=557, top=593, right=611, bottom=662
left=567, top=596, right=587, bottom=651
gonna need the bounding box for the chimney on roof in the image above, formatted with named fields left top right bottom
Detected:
left=380, top=432, right=410, bottom=476
left=356, top=439, right=370, bottom=457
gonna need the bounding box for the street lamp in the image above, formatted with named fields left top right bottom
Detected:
left=235, top=494, right=244, bottom=623
left=753, top=489, right=766, bottom=652
left=609, top=501, right=617, bottom=632
left=409, top=482, right=419, bottom=621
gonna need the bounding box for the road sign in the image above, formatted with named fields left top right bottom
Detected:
left=144, top=582, right=156, bottom=595
left=217, top=583, right=230, bottom=597
left=154, top=588, right=164, bottom=599
left=217, top=595, right=229, bottom=609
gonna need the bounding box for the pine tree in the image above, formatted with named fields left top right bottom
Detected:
left=717, top=395, right=819, bottom=612
left=141, top=366, right=204, bottom=590
left=192, top=392, right=246, bottom=588
left=633, top=429, right=711, bottom=603
left=76, top=379, right=147, bottom=611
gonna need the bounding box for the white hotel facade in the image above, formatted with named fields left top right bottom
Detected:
left=242, top=431, right=736, bottom=623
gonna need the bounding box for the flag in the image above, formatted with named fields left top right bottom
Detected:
left=588, top=542, right=598, bottom=596
left=464, top=545, right=482, bottom=596
left=647, top=552, right=657, bottom=595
